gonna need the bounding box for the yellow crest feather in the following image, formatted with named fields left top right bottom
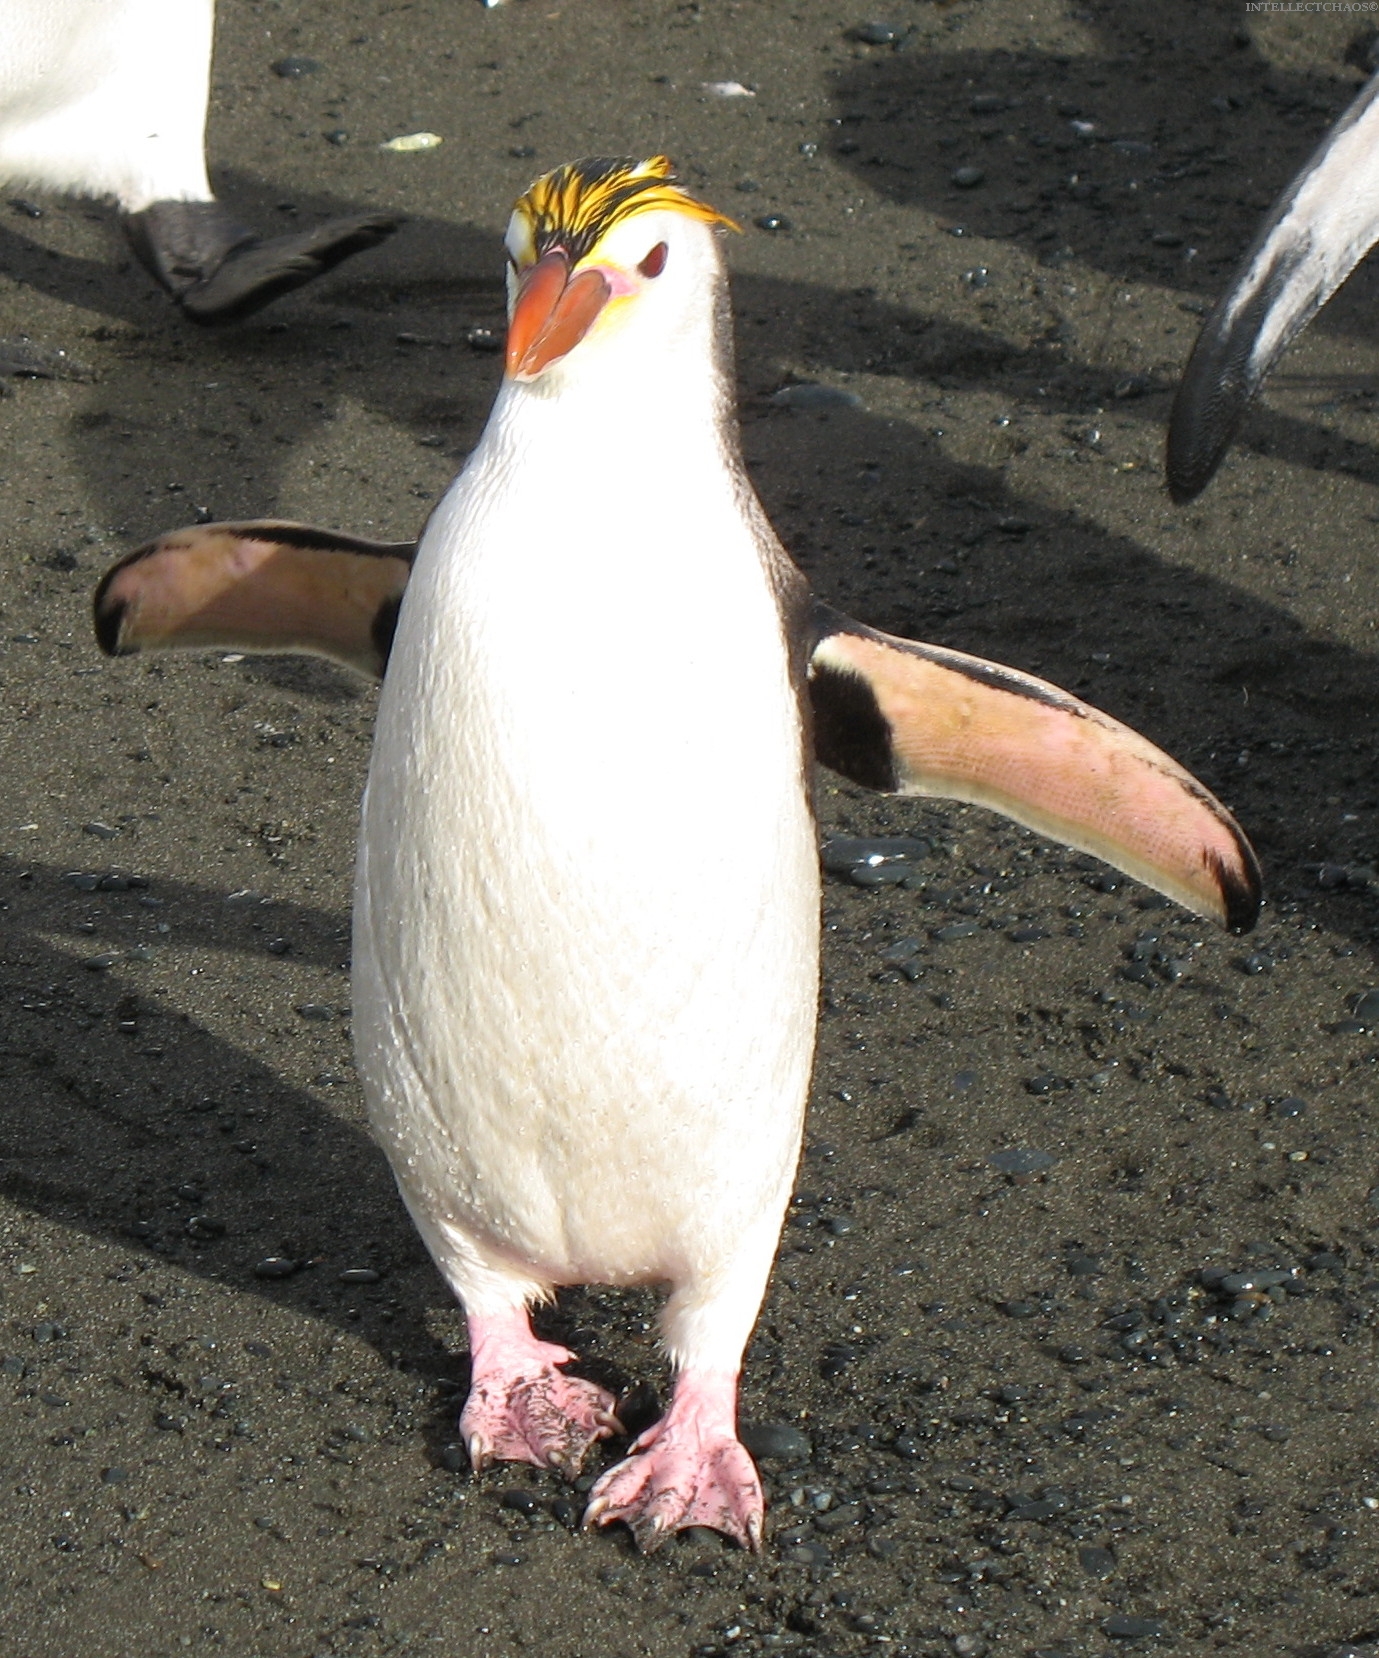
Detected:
left=512, top=156, right=739, bottom=266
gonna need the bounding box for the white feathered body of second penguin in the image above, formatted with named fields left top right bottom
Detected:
left=0, top=0, right=213, bottom=210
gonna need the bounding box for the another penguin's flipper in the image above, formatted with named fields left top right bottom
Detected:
left=807, top=604, right=1262, bottom=933
left=1166, top=69, right=1379, bottom=503
left=93, top=522, right=414, bottom=679
left=123, top=201, right=400, bottom=324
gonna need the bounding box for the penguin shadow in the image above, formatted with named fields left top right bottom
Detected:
left=727, top=271, right=1379, bottom=921
left=0, top=852, right=448, bottom=1369
left=0, top=850, right=669, bottom=1456
left=825, top=0, right=1379, bottom=489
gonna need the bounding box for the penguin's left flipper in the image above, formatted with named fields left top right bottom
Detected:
left=123, top=201, right=400, bottom=324
left=1166, top=68, right=1379, bottom=503
left=93, top=522, right=414, bottom=679
left=807, top=604, right=1262, bottom=934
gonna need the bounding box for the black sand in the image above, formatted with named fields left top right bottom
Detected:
left=2, top=2, right=1379, bottom=1652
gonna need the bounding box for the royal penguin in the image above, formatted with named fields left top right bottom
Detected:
left=0, top=0, right=396, bottom=322
left=94, top=157, right=1262, bottom=1549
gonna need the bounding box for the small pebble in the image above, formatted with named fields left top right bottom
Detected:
left=253, top=1257, right=297, bottom=1280
left=296, top=1003, right=335, bottom=1021
left=1079, top=1545, right=1116, bottom=1578
left=499, top=1489, right=542, bottom=1516
left=1024, top=1073, right=1070, bottom=1096
left=755, top=214, right=791, bottom=233
left=741, top=1422, right=812, bottom=1461
left=1103, top=1615, right=1166, bottom=1640
left=813, top=1502, right=863, bottom=1533
left=271, top=55, right=320, bottom=77
left=950, top=166, right=985, bottom=188
left=1351, top=988, right=1379, bottom=1026
left=83, top=822, right=120, bottom=840
left=989, top=1147, right=1056, bottom=1176
left=847, top=21, right=901, bottom=44
left=339, top=1267, right=381, bottom=1284
left=879, top=937, right=922, bottom=965
left=771, top=383, right=863, bottom=412
left=932, top=920, right=980, bottom=942
left=821, top=835, right=927, bottom=872
left=466, top=327, right=502, bottom=353
left=702, top=81, right=755, bottom=98
left=380, top=132, right=443, bottom=152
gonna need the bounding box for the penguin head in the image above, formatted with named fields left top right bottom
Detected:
left=503, top=156, right=738, bottom=386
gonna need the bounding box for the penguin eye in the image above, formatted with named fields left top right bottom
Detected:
left=638, top=242, right=668, bottom=279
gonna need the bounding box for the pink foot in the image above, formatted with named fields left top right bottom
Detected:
left=460, top=1309, right=621, bottom=1479
left=583, top=1371, right=763, bottom=1552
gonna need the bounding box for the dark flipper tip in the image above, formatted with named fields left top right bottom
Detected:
left=179, top=213, right=401, bottom=324
left=1213, top=841, right=1265, bottom=936
left=91, top=592, right=129, bottom=658
left=123, top=200, right=400, bottom=325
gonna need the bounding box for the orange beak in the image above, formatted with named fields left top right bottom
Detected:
left=505, top=250, right=613, bottom=381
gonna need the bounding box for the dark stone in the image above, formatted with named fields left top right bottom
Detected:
left=1078, top=1544, right=1116, bottom=1577
left=741, top=1422, right=812, bottom=1461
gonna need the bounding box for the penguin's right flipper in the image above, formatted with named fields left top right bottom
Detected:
left=123, top=201, right=400, bottom=324
left=1167, top=69, right=1379, bottom=502
left=93, top=522, right=414, bottom=678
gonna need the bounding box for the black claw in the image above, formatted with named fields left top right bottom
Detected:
left=122, top=200, right=400, bottom=324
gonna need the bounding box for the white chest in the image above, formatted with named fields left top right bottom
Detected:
left=352, top=391, right=820, bottom=1285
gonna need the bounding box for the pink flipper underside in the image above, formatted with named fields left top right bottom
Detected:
left=584, top=1370, right=763, bottom=1552
left=460, top=1310, right=621, bottom=1479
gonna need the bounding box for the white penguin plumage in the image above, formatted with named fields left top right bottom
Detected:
left=93, top=157, right=1262, bottom=1549
left=0, top=0, right=214, bottom=212
left=0, top=0, right=396, bottom=321
left=355, top=170, right=820, bottom=1544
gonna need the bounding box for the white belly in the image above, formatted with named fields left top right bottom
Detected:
left=353, top=412, right=820, bottom=1296
left=0, top=0, right=212, bottom=208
